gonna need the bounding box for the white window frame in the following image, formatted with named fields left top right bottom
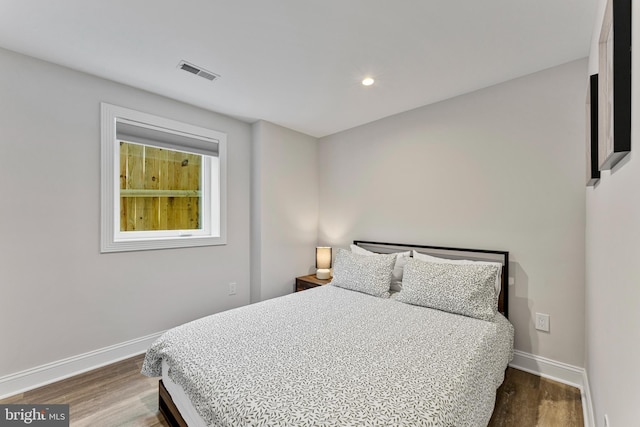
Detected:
left=100, top=103, right=227, bottom=252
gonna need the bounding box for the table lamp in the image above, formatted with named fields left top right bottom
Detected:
left=315, top=247, right=332, bottom=279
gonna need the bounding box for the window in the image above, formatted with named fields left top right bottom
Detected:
left=101, top=103, right=226, bottom=252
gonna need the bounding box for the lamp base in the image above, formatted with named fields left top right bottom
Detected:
left=316, top=269, right=331, bottom=280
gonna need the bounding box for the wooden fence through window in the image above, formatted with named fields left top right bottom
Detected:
left=119, top=142, right=201, bottom=231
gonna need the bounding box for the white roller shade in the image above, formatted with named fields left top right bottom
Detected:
left=116, top=119, right=219, bottom=156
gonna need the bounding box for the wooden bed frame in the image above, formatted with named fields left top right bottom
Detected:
left=159, top=380, right=188, bottom=427
left=157, top=240, right=510, bottom=427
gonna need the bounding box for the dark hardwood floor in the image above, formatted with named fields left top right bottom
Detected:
left=489, top=367, right=584, bottom=427
left=0, top=356, right=167, bottom=427
left=1, top=354, right=583, bottom=426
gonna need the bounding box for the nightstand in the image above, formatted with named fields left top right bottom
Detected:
left=295, top=274, right=331, bottom=292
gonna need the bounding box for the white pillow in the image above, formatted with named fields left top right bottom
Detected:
left=412, top=250, right=503, bottom=296
left=351, top=245, right=410, bottom=292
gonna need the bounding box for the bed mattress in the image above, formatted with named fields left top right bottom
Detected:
left=143, top=284, right=514, bottom=426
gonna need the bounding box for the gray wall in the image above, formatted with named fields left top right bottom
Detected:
left=251, top=121, right=319, bottom=302
left=0, top=48, right=252, bottom=377
left=585, top=1, right=640, bottom=425
left=318, top=59, right=588, bottom=367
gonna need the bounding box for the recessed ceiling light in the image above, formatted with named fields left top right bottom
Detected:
left=362, top=77, right=375, bottom=86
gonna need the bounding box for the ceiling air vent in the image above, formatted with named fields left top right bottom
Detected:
left=177, top=60, right=220, bottom=82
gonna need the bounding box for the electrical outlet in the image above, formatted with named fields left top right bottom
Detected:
left=535, top=313, right=550, bottom=332
left=228, top=282, right=237, bottom=295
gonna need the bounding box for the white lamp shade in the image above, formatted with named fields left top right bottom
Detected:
left=316, top=247, right=332, bottom=269
left=316, top=247, right=332, bottom=279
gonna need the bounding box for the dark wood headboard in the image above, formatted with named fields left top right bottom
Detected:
left=353, top=240, right=510, bottom=319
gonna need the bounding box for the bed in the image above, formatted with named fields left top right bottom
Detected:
left=142, top=241, right=514, bottom=426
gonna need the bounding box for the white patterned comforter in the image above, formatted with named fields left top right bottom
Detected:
left=142, top=285, right=514, bottom=426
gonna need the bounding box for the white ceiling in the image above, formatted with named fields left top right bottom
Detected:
left=0, top=0, right=597, bottom=138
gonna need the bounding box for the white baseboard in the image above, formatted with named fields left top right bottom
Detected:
left=581, top=368, right=596, bottom=427
left=0, top=331, right=164, bottom=400
left=510, top=350, right=595, bottom=427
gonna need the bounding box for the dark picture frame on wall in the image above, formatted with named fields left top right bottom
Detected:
left=597, top=0, right=632, bottom=171
left=587, top=74, right=600, bottom=186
